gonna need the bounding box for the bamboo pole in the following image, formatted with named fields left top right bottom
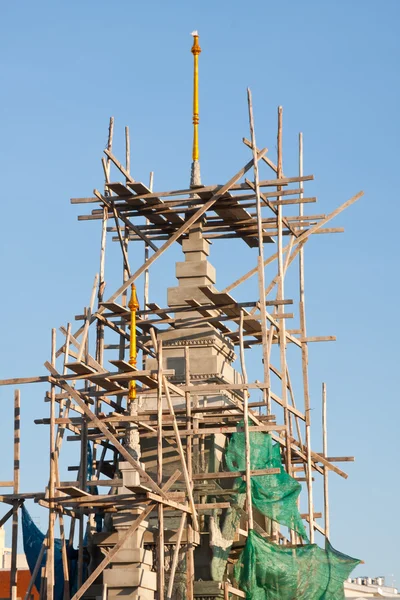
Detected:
left=239, top=310, right=253, bottom=530
left=157, top=339, right=165, bottom=599
left=322, top=382, right=330, bottom=539
left=10, top=389, right=20, bottom=600
left=247, top=88, right=270, bottom=411
left=298, top=132, right=314, bottom=542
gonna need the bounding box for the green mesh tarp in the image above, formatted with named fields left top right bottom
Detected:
left=234, top=529, right=360, bottom=600
left=225, top=428, right=308, bottom=539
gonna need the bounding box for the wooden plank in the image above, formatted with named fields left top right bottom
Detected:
left=154, top=424, right=286, bottom=437
left=56, top=486, right=91, bottom=498
left=301, top=336, right=336, bottom=343
left=191, top=468, right=280, bottom=480
left=195, top=503, right=230, bottom=510
left=145, top=492, right=192, bottom=514
left=227, top=584, right=246, bottom=598
left=0, top=375, right=50, bottom=386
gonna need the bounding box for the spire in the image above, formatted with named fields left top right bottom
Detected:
left=128, top=283, right=139, bottom=402
left=190, top=30, right=201, bottom=187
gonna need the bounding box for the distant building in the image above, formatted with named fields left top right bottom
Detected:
left=0, top=529, right=27, bottom=570
left=0, top=528, right=39, bottom=600
left=0, top=569, right=39, bottom=600
left=345, top=577, right=399, bottom=598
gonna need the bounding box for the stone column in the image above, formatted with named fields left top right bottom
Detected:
left=104, top=462, right=156, bottom=600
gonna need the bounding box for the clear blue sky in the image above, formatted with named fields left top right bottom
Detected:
left=0, top=0, right=399, bottom=587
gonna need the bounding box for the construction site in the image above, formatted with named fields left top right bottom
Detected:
left=0, top=30, right=393, bottom=600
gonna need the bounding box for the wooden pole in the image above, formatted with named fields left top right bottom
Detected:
left=185, top=346, right=194, bottom=600
left=105, top=116, right=114, bottom=188
left=239, top=310, right=253, bottom=530
left=125, top=126, right=130, bottom=181
left=298, top=132, right=314, bottom=542
left=162, top=377, right=199, bottom=531
left=157, top=339, right=165, bottom=599
left=322, top=382, right=330, bottom=539
left=78, top=313, right=90, bottom=589
left=166, top=512, right=187, bottom=600
left=96, top=115, right=113, bottom=397
left=52, top=324, right=72, bottom=600
left=247, top=88, right=270, bottom=411
left=47, top=329, right=57, bottom=600
left=10, top=389, right=20, bottom=600
left=76, top=274, right=100, bottom=363
left=275, top=107, right=291, bottom=478
left=143, top=173, right=153, bottom=329
left=224, top=582, right=230, bottom=600
left=96, top=208, right=107, bottom=380
left=23, top=536, right=47, bottom=600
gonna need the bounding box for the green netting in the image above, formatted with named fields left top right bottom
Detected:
left=234, top=529, right=360, bottom=600
left=225, top=428, right=308, bottom=540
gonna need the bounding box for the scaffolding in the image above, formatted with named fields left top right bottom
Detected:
left=0, top=32, right=364, bottom=600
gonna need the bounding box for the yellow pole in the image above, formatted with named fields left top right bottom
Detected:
left=191, top=31, right=201, bottom=162
left=128, top=283, right=139, bottom=401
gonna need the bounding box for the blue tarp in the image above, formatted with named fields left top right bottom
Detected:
left=22, top=444, right=96, bottom=597
left=21, top=505, right=77, bottom=600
